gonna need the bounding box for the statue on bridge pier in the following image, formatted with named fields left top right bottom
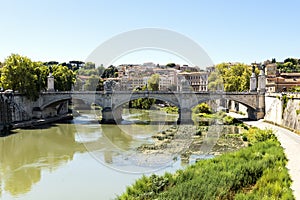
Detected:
left=47, top=67, right=55, bottom=92
left=250, top=65, right=257, bottom=92
left=257, top=64, right=266, bottom=94
left=104, top=80, right=117, bottom=92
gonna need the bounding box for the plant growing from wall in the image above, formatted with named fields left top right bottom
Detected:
left=281, top=94, right=290, bottom=119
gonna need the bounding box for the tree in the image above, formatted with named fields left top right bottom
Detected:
left=208, top=63, right=251, bottom=92
left=166, top=63, right=176, bottom=68
left=84, top=75, right=101, bottom=91
left=129, top=85, right=156, bottom=109
left=34, top=62, right=49, bottom=92
left=282, top=62, right=294, bottom=72
left=277, top=58, right=300, bottom=72
left=0, top=54, right=42, bottom=100
left=52, top=65, right=75, bottom=91
left=74, top=77, right=84, bottom=91
left=289, top=86, right=300, bottom=92
left=69, top=61, right=84, bottom=71
left=76, top=68, right=98, bottom=76
left=101, top=65, right=118, bottom=78
left=96, top=78, right=104, bottom=91
left=193, top=103, right=211, bottom=114
left=84, top=62, right=95, bottom=70
left=223, top=63, right=251, bottom=92
left=208, top=71, right=224, bottom=91
left=148, top=74, right=159, bottom=91
left=96, top=65, right=105, bottom=76
left=284, top=58, right=298, bottom=65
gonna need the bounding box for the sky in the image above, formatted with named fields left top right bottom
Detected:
left=0, top=0, right=300, bottom=67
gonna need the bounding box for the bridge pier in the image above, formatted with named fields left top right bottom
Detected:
left=178, top=108, right=194, bottom=124
left=247, top=93, right=265, bottom=120
left=0, top=91, right=14, bottom=134
left=100, top=107, right=123, bottom=124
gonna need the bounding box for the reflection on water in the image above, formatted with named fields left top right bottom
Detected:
left=0, top=109, right=179, bottom=199
left=75, top=110, right=180, bottom=173
left=0, top=123, right=85, bottom=196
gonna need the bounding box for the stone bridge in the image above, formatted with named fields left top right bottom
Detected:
left=12, top=90, right=265, bottom=124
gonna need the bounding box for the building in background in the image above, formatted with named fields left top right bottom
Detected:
left=265, top=62, right=300, bottom=92
left=266, top=73, right=300, bottom=92
left=178, top=71, right=209, bottom=92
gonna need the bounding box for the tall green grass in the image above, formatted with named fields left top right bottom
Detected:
left=117, top=128, right=294, bottom=200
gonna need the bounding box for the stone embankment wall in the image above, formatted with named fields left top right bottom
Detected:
left=264, top=93, right=300, bottom=131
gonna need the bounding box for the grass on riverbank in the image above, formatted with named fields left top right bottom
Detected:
left=117, top=128, right=294, bottom=200
left=193, top=111, right=245, bottom=127
left=161, top=106, right=178, bottom=114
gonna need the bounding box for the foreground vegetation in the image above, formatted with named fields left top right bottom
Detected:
left=117, top=128, right=294, bottom=200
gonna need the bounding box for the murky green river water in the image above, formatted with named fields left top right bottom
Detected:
left=0, top=110, right=183, bottom=200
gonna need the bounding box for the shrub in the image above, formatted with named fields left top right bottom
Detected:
left=193, top=103, right=212, bottom=114
left=162, top=106, right=178, bottom=114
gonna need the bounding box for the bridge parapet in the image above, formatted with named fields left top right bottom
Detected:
left=266, top=92, right=300, bottom=99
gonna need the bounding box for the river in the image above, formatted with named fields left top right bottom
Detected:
left=0, top=109, right=242, bottom=200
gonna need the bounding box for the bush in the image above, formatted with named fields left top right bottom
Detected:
left=162, top=106, right=178, bottom=114
left=193, top=103, right=212, bottom=114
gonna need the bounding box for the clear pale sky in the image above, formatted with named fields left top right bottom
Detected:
left=0, top=0, right=299, bottom=66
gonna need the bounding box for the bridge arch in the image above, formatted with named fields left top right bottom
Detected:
left=112, top=92, right=181, bottom=109
left=70, top=97, right=104, bottom=109
left=40, top=93, right=105, bottom=110
left=189, top=93, right=257, bottom=111
left=40, top=96, right=71, bottom=110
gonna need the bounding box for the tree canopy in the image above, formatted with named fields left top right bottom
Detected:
left=130, top=85, right=156, bottom=109
left=289, top=86, right=300, bottom=92
left=129, top=74, right=160, bottom=109
left=208, top=63, right=251, bottom=92
left=52, top=65, right=76, bottom=91
left=0, top=54, right=49, bottom=100
left=277, top=58, right=300, bottom=73
left=83, top=75, right=103, bottom=91
left=101, top=65, right=118, bottom=78
left=0, top=54, right=76, bottom=99
left=147, top=74, right=160, bottom=91
left=166, top=63, right=176, bottom=68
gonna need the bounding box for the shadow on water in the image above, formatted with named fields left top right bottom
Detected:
left=20, top=123, right=58, bottom=130
left=0, top=130, right=14, bottom=137
left=121, top=119, right=177, bottom=125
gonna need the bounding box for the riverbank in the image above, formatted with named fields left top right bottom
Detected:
left=241, top=119, right=300, bottom=200
left=118, top=128, right=294, bottom=199
left=0, top=114, right=74, bottom=136
left=137, top=124, right=246, bottom=164
left=137, top=111, right=246, bottom=164
left=12, top=114, right=73, bottom=129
